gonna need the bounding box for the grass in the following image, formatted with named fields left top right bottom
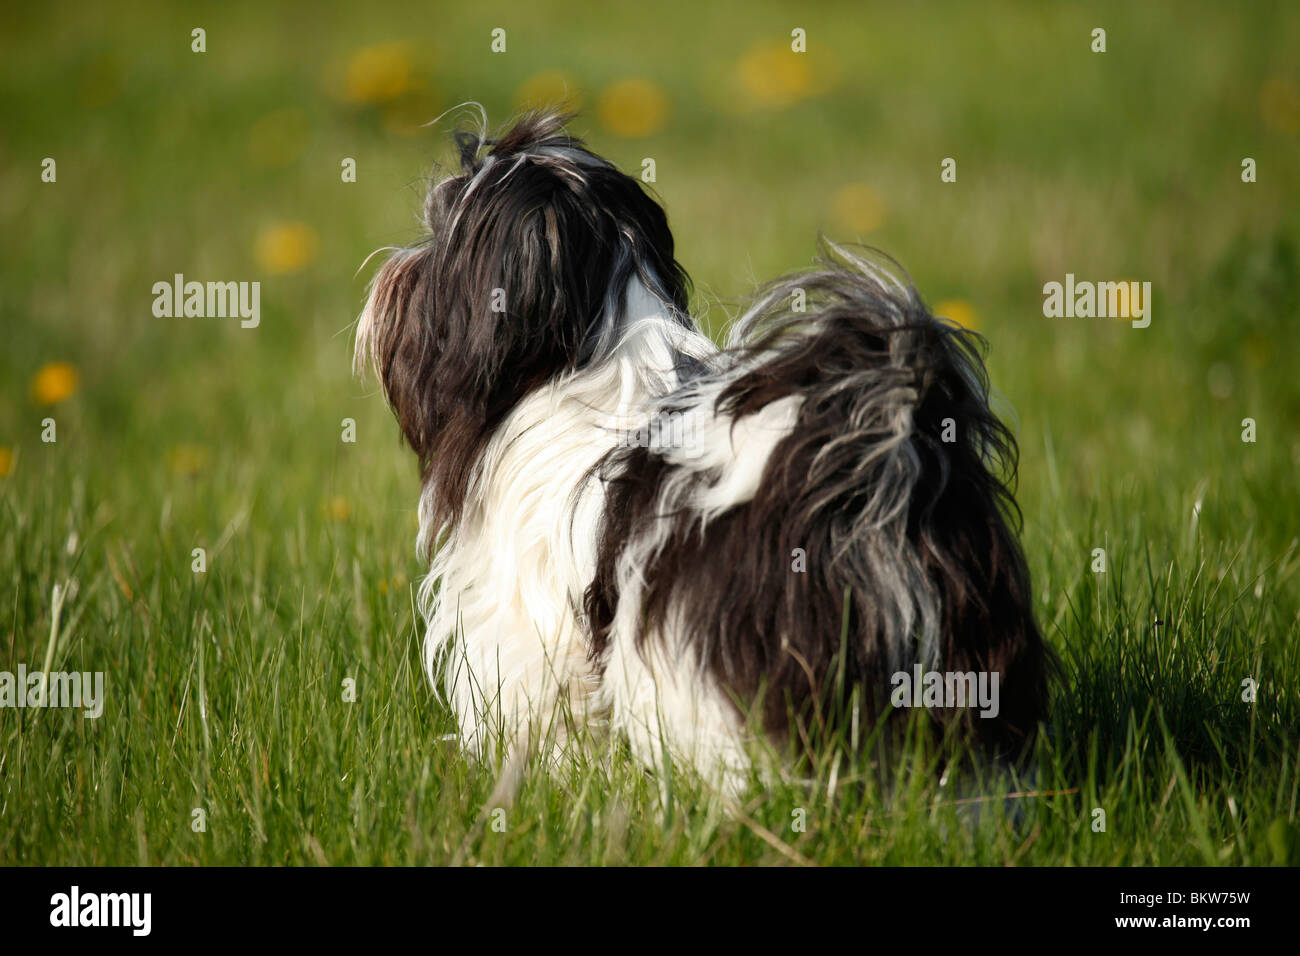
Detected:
left=2, top=0, right=1299, bottom=865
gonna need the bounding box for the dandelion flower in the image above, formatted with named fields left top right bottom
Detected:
left=514, top=70, right=583, bottom=112
left=31, top=362, right=79, bottom=405
left=736, top=41, right=814, bottom=109
left=597, top=78, right=669, bottom=138
left=327, top=496, right=351, bottom=522
left=934, top=299, right=979, bottom=331
left=255, top=223, right=319, bottom=275
left=343, top=43, right=414, bottom=105
left=829, top=183, right=887, bottom=235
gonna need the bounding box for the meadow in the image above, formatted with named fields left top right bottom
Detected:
left=1, top=0, right=1298, bottom=865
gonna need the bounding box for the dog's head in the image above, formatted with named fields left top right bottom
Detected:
left=355, top=109, right=689, bottom=545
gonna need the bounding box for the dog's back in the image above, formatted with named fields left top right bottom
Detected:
left=585, top=245, right=1049, bottom=786
left=357, top=110, right=1048, bottom=791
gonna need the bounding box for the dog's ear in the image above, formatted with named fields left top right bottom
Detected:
left=427, top=113, right=683, bottom=374
left=356, top=109, right=691, bottom=549
left=354, top=243, right=438, bottom=460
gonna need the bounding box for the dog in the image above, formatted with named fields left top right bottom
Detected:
left=355, top=108, right=1049, bottom=794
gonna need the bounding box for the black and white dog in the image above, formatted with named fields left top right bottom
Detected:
left=356, top=109, right=1048, bottom=793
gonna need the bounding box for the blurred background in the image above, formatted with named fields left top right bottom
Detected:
left=3, top=1, right=1298, bottom=546
left=1, top=0, right=1298, bottom=865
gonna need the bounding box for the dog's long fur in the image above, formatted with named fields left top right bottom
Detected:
left=356, top=109, right=1048, bottom=792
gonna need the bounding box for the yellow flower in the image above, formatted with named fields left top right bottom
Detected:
left=829, top=184, right=887, bottom=235
left=255, top=223, right=319, bottom=275
left=248, top=108, right=310, bottom=168
left=342, top=42, right=414, bottom=105
left=514, top=70, right=583, bottom=112
left=0, top=447, right=14, bottom=477
left=327, top=496, right=351, bottom=522
left=166, top=444, right=210, bottom=478
left=31, top=362, right=79, bottom=405
left=712, top=39, right=838, bottom=114
left=597, top=78, right=669, bottom=138
left=1260, top=77, right=1300, bottom=134
left=736, top=41, right=814, bottom=109
left=934, top=299, right=979, bottom=331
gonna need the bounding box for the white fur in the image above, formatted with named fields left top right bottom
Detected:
left=414, top=280, right=800, bottom=791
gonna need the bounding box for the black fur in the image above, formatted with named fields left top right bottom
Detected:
left=360, top=110, right=691, bottom=552
left=361, top=110, right=1050, bottom=768
left=585, top=248, right=1050, bottom=758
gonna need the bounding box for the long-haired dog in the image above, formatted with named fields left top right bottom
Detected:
left=355, top=109, right=1049, bottom=793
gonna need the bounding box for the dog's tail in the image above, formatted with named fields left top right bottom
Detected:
left=586, top=242, right=1049, bottom=757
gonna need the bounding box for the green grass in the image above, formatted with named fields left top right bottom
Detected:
left=2, top=0, right=1299, bottom=864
